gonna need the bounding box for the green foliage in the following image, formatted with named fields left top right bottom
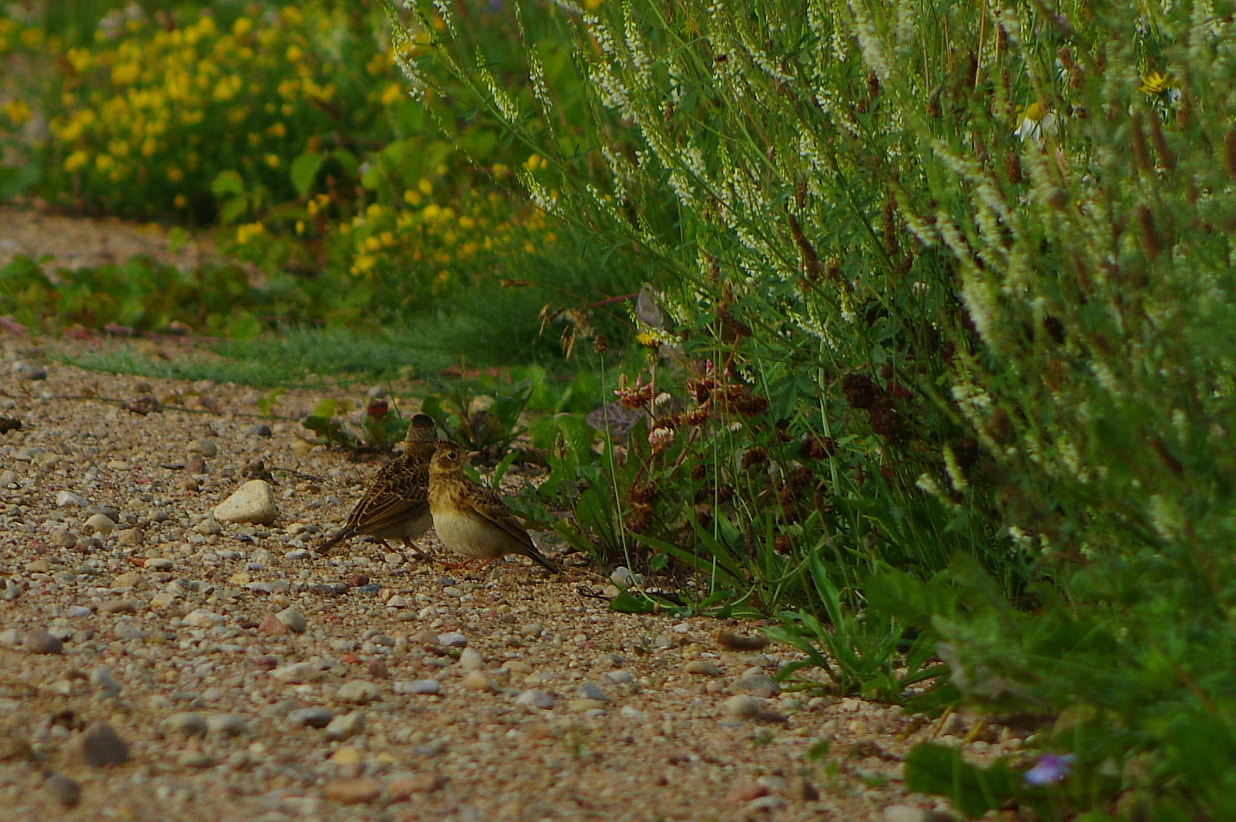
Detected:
left=0, top=253, right=275, bottom=333
left=301, top=396, right=410, bottom=450
left=402, top=0, right=1236, bottom=815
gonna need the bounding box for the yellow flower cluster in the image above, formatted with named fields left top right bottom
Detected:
left=337, top=172, right=558, bottom=300
left=38, top=5, right=401, bottom=218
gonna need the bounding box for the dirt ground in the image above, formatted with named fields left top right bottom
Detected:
left=0, top=206, right=1023, bottom=821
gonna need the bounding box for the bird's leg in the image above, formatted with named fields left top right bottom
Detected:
left=400, top=539, right=433, bottom=561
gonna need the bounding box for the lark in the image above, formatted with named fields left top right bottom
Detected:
left=427, top=442, right=560, bottom=573
left=317, top=413, right=438, bottom=557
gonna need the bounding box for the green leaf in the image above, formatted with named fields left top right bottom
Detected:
left=211, top=169, right=245, bottom=197
left=290, top=150, right=324, bottom=197
left=903, top=743, right=1020, bottom=819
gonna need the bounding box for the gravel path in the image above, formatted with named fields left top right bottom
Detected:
left=0, top=334, right=1023, bottom=821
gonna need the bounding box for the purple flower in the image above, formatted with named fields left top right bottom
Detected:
left=1024, top=753, right=1075, bottom=786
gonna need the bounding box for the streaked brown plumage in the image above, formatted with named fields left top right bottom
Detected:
left=427, top=442, right=560, bottom=573
left=317, top=413, right=438, bottom=556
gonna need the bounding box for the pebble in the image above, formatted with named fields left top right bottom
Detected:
left=685, top=660, right=722, bottom=676
left=55, top=491, right=88, bottom=508
left=462, top=671, right=495, bottom=692
left=142, top=556, right=171, bottom=570
left=49, top=528, right=77, bottom=548
left=577, top=683, right=609, bottom=702
left=247, top=423, right=273, bottom=437
left=110, top=571, right=143, bottom=589
left=275, top=607, right=307, bottom=633
left=13, top=361, right=47, bottom=380
left=394, top=680, right=442, bottom=696
left=325, top=711, right=366, bottom=740
left=610, top=566, right=644, bottom=587
left=98, top=599, right=137, bottom=615
left=336, top=680, right=381, bottom=705
left=259, top=613, right=289, bottom=635
left=163, top=712, right=208, bottom=737
left=747, top=795, right=786, bottom=812
left=43, top=773, right=81, bottom=807
left=271, top=662, right=322, bottom=683
left=734, top=674, right=781, bottom=698
left=387, top=772, right=445, bottom=798
left=187, top=439, right=218, bottom=457
left=213, top=479, right=278, bottom=525
left=66, top=605, right=92, bottom=618
left=21, top=628, right=63, bottom=654
left=605, top=670, right=635, bottom=684
left=183, top=609, right=226, bottom=628
left=438, top=632, right=468, bottom=647
left=288, top=707, right=334, bottom=728
left=194, top=516, right=221, bottom=535
left=515, top=689, right=555, bottom=710
left=722, top=695, right=761, bottom=719
left=717, top=631, right=769, bottom=651
left=205, top=714, right=248, bottom=737
left=322, top=778, right=382, bottom=805
left=84, top=513, right=116, bottom=535
left=68, top=722, right=130, bottom=767
left=90, top=668, right=122, bottom=697
left=884, top=806, right=929, bottom=822
left=568, top=698, right=608, bottom=713
left=458, top=648, right=484, bottom=671
left=520, top=622, right=544, bottom=638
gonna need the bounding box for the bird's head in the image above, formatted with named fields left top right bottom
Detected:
left=404, top=412, right=438, bottom=443
left=430, top=441, right=469, bottom=474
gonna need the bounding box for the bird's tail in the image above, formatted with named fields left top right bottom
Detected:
left=522, top=546, right=561, bottom=574
left=316, top=526, right=354, bottom=554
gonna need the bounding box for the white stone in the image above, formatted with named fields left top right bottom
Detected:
left=182, top=609, right=226, bottom=628
left=56, top=491, right=88, bottom=508
left=213, top=480, right=278, bottom=525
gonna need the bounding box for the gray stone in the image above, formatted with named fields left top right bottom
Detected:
left=605, top=670, right=635, bottom=684
left=336, top=680, right=381, bottom=705
left=84, top=513, right=116, bottom=535
left=515, top=689, right=555, bottom=710
left=722, top=695, right=761, bottom=718
left=576, top=683, right=609, bottom=702
left=288, top=707, right=333, bottom=728
left=213, top=480, right=278, bottom=525
left=89, top=668, right=122, bottom=697
left=458, top=648, right=484, bottom=671
left=734, top=674, right=781, bottom=698
left=325, top=711, right=366, bottom=740
left=21, top=628, right=63, bottom=654
left=187, top=439, right=218, bottom=457
left=394, top=679, right=441, bottom=696
left=883, top=806, right=929, bottom=822
left=43, top=773, right=81, bottom=807
left=68, top=723, right=129, bottom=767
left=685, top=660, right=723, bottom=676
left=275, top=607, right=307, bottom=633
left=55, top=491, right=88, bottom=508
left=205, top=714, right=248, bottom=737
left=163, top=712, right=208, bottom=737
left=182, top=609, right=226, bottom=628
left=438, top=632, right=467, bottom=647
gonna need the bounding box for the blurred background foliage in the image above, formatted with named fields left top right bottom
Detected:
left=3, top=0, right=1235, bottom=817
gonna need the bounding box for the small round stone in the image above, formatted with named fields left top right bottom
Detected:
left=90, top=668, right=122, bottom=697
left=275, top=608, right=307, bottom=633
left=734, top=674, right=781, bottom=698
left=394, top=680, right=442, bottom=696
left=84, top=513, right=116, bottom=535
left=43, top=773, right=81, bottom=807
left=21, top=628, right=63, bottom=655
left=68, top=723, right=129, bottom=767
left=336, top=680, right=381, bottom=705
left=722, top=695, right=761, bottom=718
left=323, top=778, right=382, bottom=805
left=462, top=670, right=495, bottom=692
left=288, top=707, right=334, bottom=728
left=458, top=648, right=484, bottom=671
left=515, top=689, right=555, bottom=710
left=205, top=714, right=248, bottom=737
left=685, top=660, right=722, bottom=676
left=325, top=711, right=366, bottom=741
left=163, top=712, right=208, bottom=738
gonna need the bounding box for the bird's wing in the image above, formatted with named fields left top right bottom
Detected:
left=348, top=460, right=430, bottom=532
left=461, top=482, right=539, bottom=553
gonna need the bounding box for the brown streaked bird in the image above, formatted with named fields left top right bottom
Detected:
left=427, top=442, right=560, bottom=573
left=317, top=413, right=438, bottom=557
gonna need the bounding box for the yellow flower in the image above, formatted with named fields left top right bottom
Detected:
left=380, top=83, right=404, bottom=106
left=267, top=121, right=287, bottom=139
left=64, top=150, right=90, bottom=173
left=4, top=99, right=31, bottom=126
left=418, top=177, right=433, bottom=195
left=96, top=154, right=115, bottom=171
left=286, top=44, right=303, bottom=63
left=236, top=222, right=266, bottom=245
left=111, top=63, right=139, bottom=86
left=523, top=154, right=545, bottom=172
left=1139, top=71, right=1172, bottom=95
left=264, top=153, right=280, bottom=168
left=232, top=17, right=254, bottom=38
left=351, top=253, right=377, bottom=275
left=636, top=332, right=658, bottom=348
left=173, top=194, right=187, bottom=209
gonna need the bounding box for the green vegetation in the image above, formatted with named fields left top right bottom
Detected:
left=3, top=0, right=1235, bottom=817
